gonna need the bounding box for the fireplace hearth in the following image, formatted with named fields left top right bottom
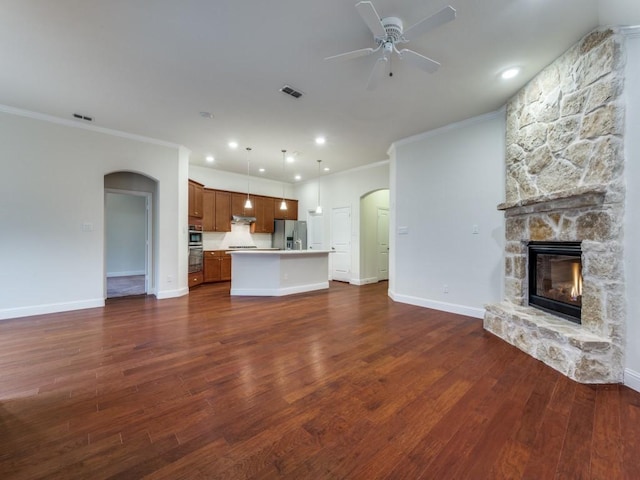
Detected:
left=528, top=242, right=582, bottom=323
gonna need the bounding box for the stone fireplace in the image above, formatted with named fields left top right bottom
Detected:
left=484, top=28, right=626, bottom=383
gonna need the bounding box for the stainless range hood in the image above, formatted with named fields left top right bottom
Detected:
left=231, top=215, right=256, bottom=225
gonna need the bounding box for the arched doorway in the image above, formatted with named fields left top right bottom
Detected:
left=104, top=172, right=158, bottom=298
left=360, top=189, right=390, bottom=284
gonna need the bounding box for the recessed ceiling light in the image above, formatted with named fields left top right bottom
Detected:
left=315, top=136, right=326, bottom=145
left=501, top=67, right=520, bottom=80
left=324, top=167, right=330, bottom=172
left=286, top=155, right=295, bottom=163
left=205, top=155, right=214, bottom=163
left=259, top=168, right=265, bottom=173
left=294, top=174, right=301, bottom=181
left=228, top=141, right=238, bottom=149
left=199, top=111, right=214, bottom=119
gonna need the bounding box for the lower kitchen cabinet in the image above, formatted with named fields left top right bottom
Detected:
left=204, top=250, right=231, bottom=282
left=188, top=271, right=203, bottom=288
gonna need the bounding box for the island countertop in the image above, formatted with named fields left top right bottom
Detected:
left=226, top=249, right=332, bottom=255
left=228, top=249, right=332, bottom=296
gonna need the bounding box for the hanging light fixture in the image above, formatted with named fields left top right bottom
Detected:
left=244, top=147, right=253, bottom=209
left=280, top=149, right=288, bottom=211
left=315, top=159, right=323, bottom=214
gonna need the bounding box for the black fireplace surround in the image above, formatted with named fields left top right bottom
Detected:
left=528, top=242, right=582, bottom=324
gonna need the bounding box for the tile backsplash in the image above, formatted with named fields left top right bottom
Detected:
left=202, top=224, right=272, bottom=250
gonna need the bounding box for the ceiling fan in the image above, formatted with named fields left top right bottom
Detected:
left=325, top=1, right=456, bottom=90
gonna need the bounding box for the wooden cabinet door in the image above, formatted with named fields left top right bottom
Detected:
left=202, top=189, right=216, bottom=231
left=214, top=191, right=231, bottom=232
left=188, top=180, right=204, bottom=218
left=254, top=196, right=275, bottom=233
left=220, top=254, right=232, bottom=281
left=231, top=192, right=255, bottom=218
left=274, top=199, right=298, bottom=220
left=189, top=271, right=203, bottom=288
left=203, top=251, right=221, bottom=282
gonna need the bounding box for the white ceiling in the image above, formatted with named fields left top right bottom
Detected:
left=0, top=1, right=637, bottom=183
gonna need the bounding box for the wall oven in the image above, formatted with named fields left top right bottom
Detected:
left=188, top=224, right=203, bottom=246
left=188, top=246, right=203, bottom=273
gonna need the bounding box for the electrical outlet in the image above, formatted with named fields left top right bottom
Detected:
left=443, top=284, right=449, bottom=294
left=167, top=275, right=173, bottom=283
left=472, top=224, right=479, bottom=234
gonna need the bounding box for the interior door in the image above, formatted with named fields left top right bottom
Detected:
left=331, top=206, right=351, bottom=282
left=307, top=211, right=324, bottom=250
left=377, top=207, right=389, bottom=281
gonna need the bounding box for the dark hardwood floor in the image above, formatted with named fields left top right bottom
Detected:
left=0, top=281, right=638, bottom=479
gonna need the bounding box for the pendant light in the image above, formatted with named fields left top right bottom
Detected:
left=315, top=159, right=323, bottom=214
left=280, top=149, right=288, bottom=211
left=244, top=147, right=252, bottom=209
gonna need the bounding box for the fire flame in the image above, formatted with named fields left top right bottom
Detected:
left=570, top=261, right=583, bottom=300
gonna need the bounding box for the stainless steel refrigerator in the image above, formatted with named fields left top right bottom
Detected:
left=272, top=220, right=307, bottom=250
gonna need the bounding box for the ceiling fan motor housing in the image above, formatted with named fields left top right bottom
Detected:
left=378, top=17, right=403, bottom=43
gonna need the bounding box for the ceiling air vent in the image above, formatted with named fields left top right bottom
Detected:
left=280, top=85, right=303, bottom=99
left=73, top=113, right=93, bottom=122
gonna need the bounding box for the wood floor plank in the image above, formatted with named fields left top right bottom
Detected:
left=0, top=281, right=638, bottom=479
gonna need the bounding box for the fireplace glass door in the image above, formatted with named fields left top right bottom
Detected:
left=528, top=242, right=582, bottom=323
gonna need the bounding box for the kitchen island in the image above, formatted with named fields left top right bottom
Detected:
left=227, top=250, right=332, bottom=296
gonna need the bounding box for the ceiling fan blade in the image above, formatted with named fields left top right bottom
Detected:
left=324, top=47, right=376, bottom=61
left=366, top=56, right=387, bottom=90
left=403, top=5, right=456, bottom=42
left=355, top=1, right=386, bottom=39
left=398, top=49, right=440, bottom=73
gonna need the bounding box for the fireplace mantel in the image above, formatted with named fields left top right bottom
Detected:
left=497, top=186, right=607, bottom=216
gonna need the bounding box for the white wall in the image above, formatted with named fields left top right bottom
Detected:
left=598, top=0, right=640, bottom=25
left=189, top=165, right=295, bottom=199
left=623, top=29, right=640, bottom=391
left=294, top=161, right=390, bottom=283
left=389, top=111, right=505, bottom=318
left=105, top=193, right=146, bottom=276
left=0, top=107, right=188, bottom=320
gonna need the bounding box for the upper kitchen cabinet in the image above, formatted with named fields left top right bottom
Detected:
left=231, top=192, right=255, bottom=218
left=202, top=188, right=231, bottom=232
left=188, top=180, right=204, bottom=218
left=253, top=196, right=275, bottom=233
left=274, top=199, right=298, bottom=220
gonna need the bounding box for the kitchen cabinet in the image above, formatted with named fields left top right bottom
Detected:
left=202, top=189, right=231, bottom=232
left=231, top=192, right=255, bottom=218
left=214, top=190, right=231, bottom=232
left=188, top=271, right=203, bottom=288
left=253, top=196, right=275, bottom=233
left=188, top=180, right=204, bottom=218
left=204, top=250, right=231, bottom=282
left=274, top=199, right=298, bottom=220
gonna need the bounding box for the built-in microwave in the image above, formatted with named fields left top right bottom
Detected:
left=188, top=224, right=203, bottom=246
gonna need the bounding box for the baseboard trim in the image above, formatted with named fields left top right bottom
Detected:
left=624, top=368, right=640, bottom=393
left=0, top=298, right=105, bottom=321
left=107, top=270, right=145, bottom=277
left=351, top=277, right=379, bottom=286
left=388, top=291, right=485, bottom=319
left=231, top=282, right=329, bottom=297
left=156, top=287, right=189, bottom=299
